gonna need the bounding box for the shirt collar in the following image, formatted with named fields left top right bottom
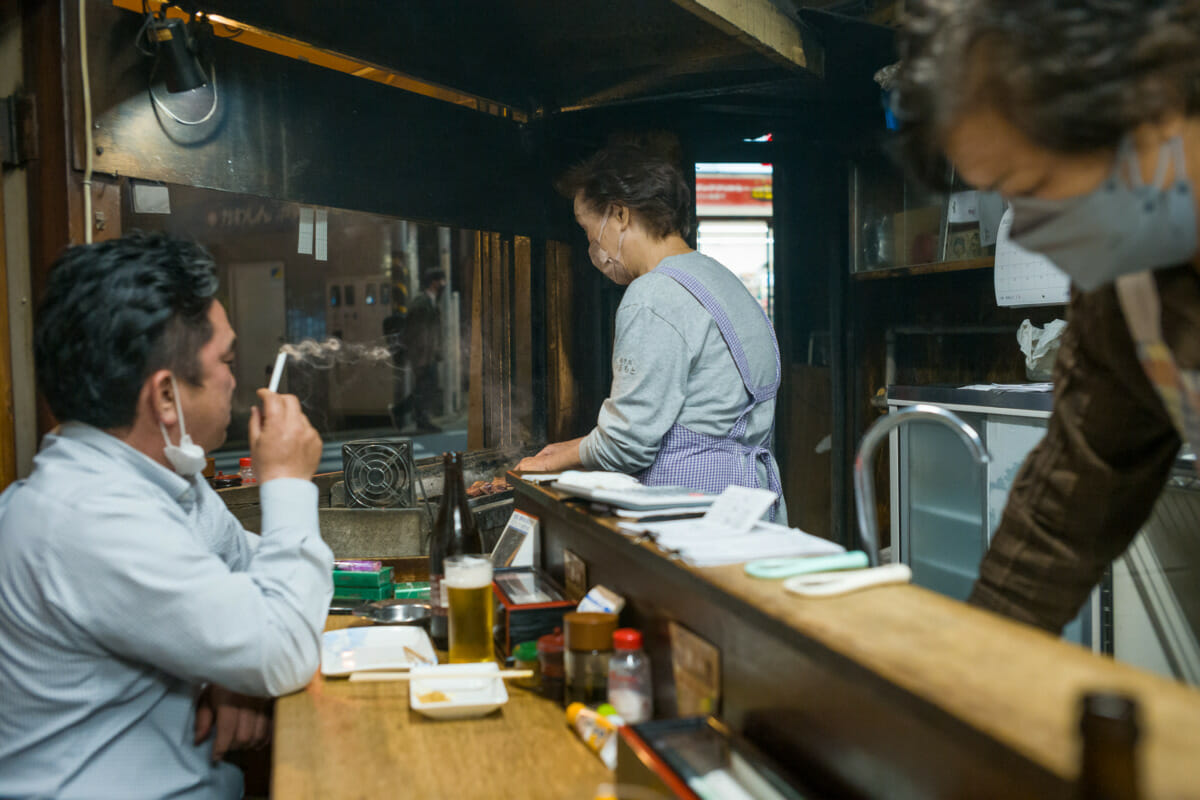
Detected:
left=51, top=422, right=198, bottom=508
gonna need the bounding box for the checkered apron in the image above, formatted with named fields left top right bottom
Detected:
left=1116, top=271, right=1200, bottom=470
left=639, top=266, right=784, bottom=519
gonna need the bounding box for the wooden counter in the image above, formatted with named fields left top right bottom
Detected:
left=516, top=478, right=1200, bottom=799
left=272, top=616, right=610, bottom=800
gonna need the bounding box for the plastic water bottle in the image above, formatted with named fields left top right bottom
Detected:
left=238, top=457, right=257, bottom=485
left=607, top=628, right=652, bottom=724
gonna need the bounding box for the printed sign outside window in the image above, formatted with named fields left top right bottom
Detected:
left=695, top=174, right=773, bottom=217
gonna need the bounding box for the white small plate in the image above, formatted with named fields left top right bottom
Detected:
left=320, top=626, right=437, bottom=677
left=409, top=663, right=509, bottom=720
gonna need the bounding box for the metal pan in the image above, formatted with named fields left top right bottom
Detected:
left=354, top=599, right=433, bottom=627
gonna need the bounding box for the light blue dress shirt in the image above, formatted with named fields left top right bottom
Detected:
left=0, top=423, right=334, bottom=799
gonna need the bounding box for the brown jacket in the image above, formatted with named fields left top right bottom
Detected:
left=969, top=264, right=1200, bottom=632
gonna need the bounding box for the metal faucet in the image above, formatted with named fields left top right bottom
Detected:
left=854, top=404, right=990, bottom=567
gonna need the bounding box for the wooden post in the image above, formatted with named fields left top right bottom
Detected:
left=0, top=171, right=18, bottom=489
left=545, top=241, right=576, bottom=441
left=468, top=231, right=484, bottom=450
left=513, top=236, right=533, bottom=446
left=23, top=0, right=74, bottom=438
left=497, top=235, right=512, bottom=447
left=485, top=231, right=502, bottom=450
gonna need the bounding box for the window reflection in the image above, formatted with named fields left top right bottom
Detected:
left=127, top=184, right=473, bottom=471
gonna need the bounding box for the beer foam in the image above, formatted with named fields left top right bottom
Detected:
left=444, top=560, right=493, bottom=589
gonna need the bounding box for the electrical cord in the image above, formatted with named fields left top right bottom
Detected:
left=80, top=0, right=94, bottom=244
left=149, top=60, right=219, bottom=126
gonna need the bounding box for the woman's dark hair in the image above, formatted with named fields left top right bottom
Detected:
left=893, top=0, right=1200, bottom=187
left=35, top=231, right=219, bottom=429
left=556, top=144, right=693, bottom=239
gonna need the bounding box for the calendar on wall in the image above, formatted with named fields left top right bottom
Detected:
left=994, top=207, right=1071, bottom=307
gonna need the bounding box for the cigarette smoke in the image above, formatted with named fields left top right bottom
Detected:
left=279, top=338, right=393, bottom=369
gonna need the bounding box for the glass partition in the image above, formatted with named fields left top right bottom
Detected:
left=126, top=183, right=474, bottom=472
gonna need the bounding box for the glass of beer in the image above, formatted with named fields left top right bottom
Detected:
left=446, top=555, right=495, bottom=664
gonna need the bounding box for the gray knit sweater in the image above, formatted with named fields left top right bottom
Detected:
left=579, top=250, right=787, bottom=523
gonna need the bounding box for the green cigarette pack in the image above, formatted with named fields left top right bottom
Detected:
left=332, top=583, right=394, bottom=601
left=394, top=581, right=431, bottom=600
left=332, top=566, right=394, bottom=587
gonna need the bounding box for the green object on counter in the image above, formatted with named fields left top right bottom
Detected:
left=512, top=641, right=539, bottom=662
left=743, top=551, right=871, bottom=580
left=393, top=581, right=431, bottom=600
left=333, top=566, right=394, bottom=587
left=512, top=641, right=540, bottom=690
left=332, top=583, right=394, bottom=601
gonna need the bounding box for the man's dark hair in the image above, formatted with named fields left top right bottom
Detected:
left=35, top=231, right=219, bottom=429
left=420, top=268, right=446, bottom=289
left=893, top=0, right=1200, bottom=187
left=556, top=144, right=693, bottom=240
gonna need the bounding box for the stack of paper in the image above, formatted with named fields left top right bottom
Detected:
left=619, top=519, right=844, bottom=567
left=958, top=383, right=1053, bottom=392
left=617, top=485, right=844, bottom=567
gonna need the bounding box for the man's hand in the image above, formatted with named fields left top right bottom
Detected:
left=249, top=389, right=323, bottom=483
left=515, top=437, right=585, bottom=473
left=194, top=685, right=271, bottom=763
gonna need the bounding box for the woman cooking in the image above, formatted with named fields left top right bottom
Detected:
left=893, top=0, right=1200, bottom=632
left=516, top=144, right=786, bottom=522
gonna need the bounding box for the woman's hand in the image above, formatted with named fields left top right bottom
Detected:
left=516, top=437, right=585, bottom=473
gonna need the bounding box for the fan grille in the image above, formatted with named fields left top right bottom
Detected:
left=342, top=439, right=416, bottom=509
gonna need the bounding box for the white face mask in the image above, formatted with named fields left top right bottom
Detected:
left=159, top=375, right=207, bottom=475
left=588, top=208, right=634, bottom=285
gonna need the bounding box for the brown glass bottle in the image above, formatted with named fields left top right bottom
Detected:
left=428, top=452, right=484, bottom=650
left=1077, top=692, right=1141, bottom=800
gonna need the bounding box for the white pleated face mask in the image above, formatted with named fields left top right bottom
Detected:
left=588, top=208, right=634, bottom=285
left=159, top=374, right=207, bottom=475
left=1008, top=136, right=1199, bottom=291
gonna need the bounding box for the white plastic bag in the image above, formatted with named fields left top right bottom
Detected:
left=1017, top=319, right=1067, bottom=381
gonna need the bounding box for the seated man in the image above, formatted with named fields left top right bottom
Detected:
left=0, top=232, right=333, bottom=799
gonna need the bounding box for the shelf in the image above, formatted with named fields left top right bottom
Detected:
left=853, top=256, right=996, bottom=281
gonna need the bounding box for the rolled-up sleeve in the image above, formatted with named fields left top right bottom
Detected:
left=580, top=304, right=690, bottom=474
left=56, top=478, right=333, bottom=697
left=969, top=289, right=1180, bottom=633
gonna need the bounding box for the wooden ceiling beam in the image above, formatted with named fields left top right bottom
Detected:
left=559, top=45, right=776, bottom=112
left=669, top=0, right=825, bottom=77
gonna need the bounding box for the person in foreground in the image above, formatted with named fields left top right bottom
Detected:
left=0, top=232, right=333, bottom=798
left=516, top=144, right=786, bottom=521
left=894, top=0, right=1200, bottom=632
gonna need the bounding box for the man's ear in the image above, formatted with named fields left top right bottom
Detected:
left=145, top=369, right=178, bottom=428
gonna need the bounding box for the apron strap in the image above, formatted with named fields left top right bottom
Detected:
left=1115, top=272, right=1166, bottom=344
left=1115, top=271, right=1200, bottom=454
left=656, top=265, right=781, bottom=401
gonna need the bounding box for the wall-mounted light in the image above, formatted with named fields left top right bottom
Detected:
left=137, top=3, right=219, bottom=126
left=147, top=16, right=207, bottom=94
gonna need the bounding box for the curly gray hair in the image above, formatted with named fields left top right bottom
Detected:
left=893, top=0, right=1200, bottom=186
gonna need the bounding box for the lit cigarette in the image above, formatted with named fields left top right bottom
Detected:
left=268, top=351, right=288, bottom=393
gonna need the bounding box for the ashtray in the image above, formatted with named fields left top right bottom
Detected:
left=354, top=599, right=432, bottom=627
